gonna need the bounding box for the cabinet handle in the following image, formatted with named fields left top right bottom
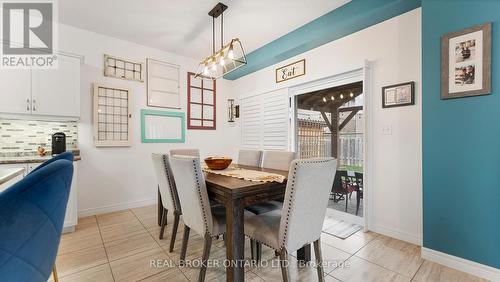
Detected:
left=26, top=99, right=30, bottom=111
left=32, top=99, right=37, bottom=111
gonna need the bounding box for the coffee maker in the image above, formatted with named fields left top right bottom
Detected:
left=51, top=132, right=66, bottom=155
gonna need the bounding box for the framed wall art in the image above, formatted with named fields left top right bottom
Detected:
left=93, top=84, right=132, bottom=147
left=147, top=59, right=180, bottom=108
left=382, top=81, right=415, bottom=108
left=441, top=23, right=491, bottom=99
left=140, top=109, right=185, bottom=143
left=104, top=54, right=144, bottom=82
left=187, top=72, right=216, bottom=130
left=276, top=59, right=305, bottom=83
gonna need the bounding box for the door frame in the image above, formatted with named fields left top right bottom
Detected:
left=288, top=61, right=373, bottom=230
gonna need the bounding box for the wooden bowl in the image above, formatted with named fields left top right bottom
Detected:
left=204, top=157, right=232, bottom=170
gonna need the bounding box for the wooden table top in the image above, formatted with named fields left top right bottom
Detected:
left=204, top=164, right=288, bottom=193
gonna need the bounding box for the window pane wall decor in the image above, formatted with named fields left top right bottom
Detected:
left=187, top=72, right=216, bottom=129
left=93, top=84, right=132, bottom=147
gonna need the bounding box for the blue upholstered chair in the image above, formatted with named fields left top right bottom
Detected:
left=30, top=151, right=74, bottom=175
left=0, top=159, right=74, bottom=282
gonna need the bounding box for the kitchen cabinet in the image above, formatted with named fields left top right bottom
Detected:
left=32, top=55, right=81, bottom=117
left=0, top=162, right=78, bottom=233
left=0, top=53, right=82, bottom=118
left=0, top=69, right=31, bottom=115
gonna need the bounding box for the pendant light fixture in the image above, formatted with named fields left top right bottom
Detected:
left=194, top=2, right=247, bottom=80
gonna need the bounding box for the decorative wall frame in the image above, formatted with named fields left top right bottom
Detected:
left=141, top=109, right=185, bottom=143
left=104, top=54, right=144, bottom=82
left=187, top=72, right=216, bottom=130
left=276, top=59, right=306, bottom=83
left=441, top=23, right=491, bottom=99
left=147, top=59, right=180, bottom=108
left=93, top=84, right=132, bottom=147
left=382, top=81, right=415, bottom=108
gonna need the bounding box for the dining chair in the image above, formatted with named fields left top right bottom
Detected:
left=170, top=149, right=200, bottom=158
left=245, top=150, right=296, bottom=216
left=237, top=149, right=262, bottom=167
left=0, top=159, right=74, bottom=282
left=244, top=158, right=337, bottom=282
left=29, top=151, right=74, bottom=174
left=169, top=155, right=227, bottom=282
left=354, top=172, right=364, bottom=215
left=261, top=150, right=296, bottom=171
left=151, top=153, right=182, bottom=252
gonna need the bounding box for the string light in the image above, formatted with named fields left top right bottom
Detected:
left=340, top=94, right=344, bottom=99
left=322, top=97, right=327, bottom=102
left=331, top=96, right=335, bottom=101
left=350, top=92, right=354, bottom=97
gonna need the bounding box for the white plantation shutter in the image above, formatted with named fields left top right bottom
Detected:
left=241, top=88, right=289, bottom=151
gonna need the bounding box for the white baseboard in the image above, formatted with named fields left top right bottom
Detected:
left=421, top=247, right=500, bottom=281
left=369, top=224, right=422, bottom=246
left=78, top=198, right=157, bottom=217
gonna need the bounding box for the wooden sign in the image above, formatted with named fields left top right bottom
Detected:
left=276, top=59, right=305, bottom=83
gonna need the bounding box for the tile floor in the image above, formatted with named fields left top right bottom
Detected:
left=50, top=205, right=488, bottom=282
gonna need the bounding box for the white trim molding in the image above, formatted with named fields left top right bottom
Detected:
left=370, top=224, right=422, bottom=246
left=78, top=198, right=157, bottom=217
left=421, top=247, right=500, bottom=281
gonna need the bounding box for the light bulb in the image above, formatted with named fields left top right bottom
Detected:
left=340, top=94, right=344, bottom=99
left=323, top=97, right=327, bottom=102
left=331, top=96, right=335, bottom=101
left=211, top=59, right=217, bottom=71
left=228, top=46, right=234, bottom=59
left=350, top=92, right=354, bottom=97
left=219, top=57, right=225, bottom=66
left=203, top=64, right=209, bottom=75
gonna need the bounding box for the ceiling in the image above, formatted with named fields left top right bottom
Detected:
left=58, top=0, right=350, bottom=60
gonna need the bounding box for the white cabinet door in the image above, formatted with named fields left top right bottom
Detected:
left=0, top=69, right=32, bottom=115
left=32, top=54, right=81, bottom=117
left=0, top=164, right=27, bottom=192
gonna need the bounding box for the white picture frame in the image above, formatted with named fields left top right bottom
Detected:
left=147, top=58, right=180, bottom=109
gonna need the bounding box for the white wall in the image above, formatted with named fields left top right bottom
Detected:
left=231, top=9, right=422, bottom=244
left=57, top=24, right=240, bottom=216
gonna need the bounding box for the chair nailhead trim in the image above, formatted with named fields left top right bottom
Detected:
left=192, top=159, right=210, bottom=234
left=162, top=155, right=180, bottom=212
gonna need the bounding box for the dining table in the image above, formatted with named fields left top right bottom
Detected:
left=157, top=164, right=311, bottom=282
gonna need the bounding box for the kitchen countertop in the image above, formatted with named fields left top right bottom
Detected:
left=0, top=149, right=81, bottom=164
left=0, top=167, right=25, bottom=185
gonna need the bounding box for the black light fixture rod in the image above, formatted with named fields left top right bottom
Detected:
left=212, top=16, right=215, bottom=54
left=221, top=12, right=224, bottom=49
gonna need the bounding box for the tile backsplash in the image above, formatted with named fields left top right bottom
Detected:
left=0, top=119, right=78, bottom=156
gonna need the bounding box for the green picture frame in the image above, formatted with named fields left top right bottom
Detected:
left=141, top=109, right=185, bottom=143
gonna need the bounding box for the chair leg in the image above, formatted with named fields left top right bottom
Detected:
left=169, top=211, right=180, bottom=252
left=250, top=239, right=262, bottom=262
left=250, top=239, right=255, bottom=261
left=52, top=265, right=59, bottom=282
left=180, top=225, right=190, bottom=266
left=356, top=192, right=361, bottom=216
left=198, top=234, right=212, bottom=282
left=345, top=192, right=348, bottom=212
left=278, top=249, right=290, bottom=282
left=159, top=208, right=168, bottom=239
left=313, top=239, right=325, bottom=282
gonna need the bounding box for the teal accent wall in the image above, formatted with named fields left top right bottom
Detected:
left=422, top=0, right=500, bottom=268
left=224, top=0, right=421, bottom=80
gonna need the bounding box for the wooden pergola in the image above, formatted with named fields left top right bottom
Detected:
left=297, top=81, right=363, bottom=158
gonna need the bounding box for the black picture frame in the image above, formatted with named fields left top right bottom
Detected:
left=382, top=81, right=415, bottom=108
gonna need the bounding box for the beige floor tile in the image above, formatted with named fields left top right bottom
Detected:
left=58, top=222, right=102, bottom=255
left=77, top=215, right=97, bottom=225
left=139, top=267, right=188, bottom=281
left=99, top=218, right=146, bottom=243
left=321, top=231, right=375, bottom=255
left=330, top=255, right=410, bottom=282
left=59, top=263, right=114, bottom=282
left=252, top=254, right=328, bottom=282
left=355, top=235, right=423, bottom=278
left=110, top=248, right=173, bottom=282
left=325, top=274, right=342, bottom=281
left=131, top=204, right=158, bottom=219
left=55, top=244, right=108, bottom=277
left=96, top=210, right=138, bottom=226
left=412, top=260, right=488, bottom=282
left=104, top=231, right=160, bottom=262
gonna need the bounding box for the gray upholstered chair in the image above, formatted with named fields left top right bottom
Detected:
left=261, top=150, right=296, bottom=171
left=169, top=155, right=226, bottom=281
left=244, top=158, right=337, bottom=282
left=170, top=148, right=200, bottom=158
left=151, top=154, right=182, bottom=252
left=237, top=149, right=262, bottom=167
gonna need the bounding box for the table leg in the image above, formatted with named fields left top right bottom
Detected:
left=297, top=244, right=311, bottom=262
left=225, top=197, right=245, bottom=282
left=157, top=187, right=163, bottom=226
